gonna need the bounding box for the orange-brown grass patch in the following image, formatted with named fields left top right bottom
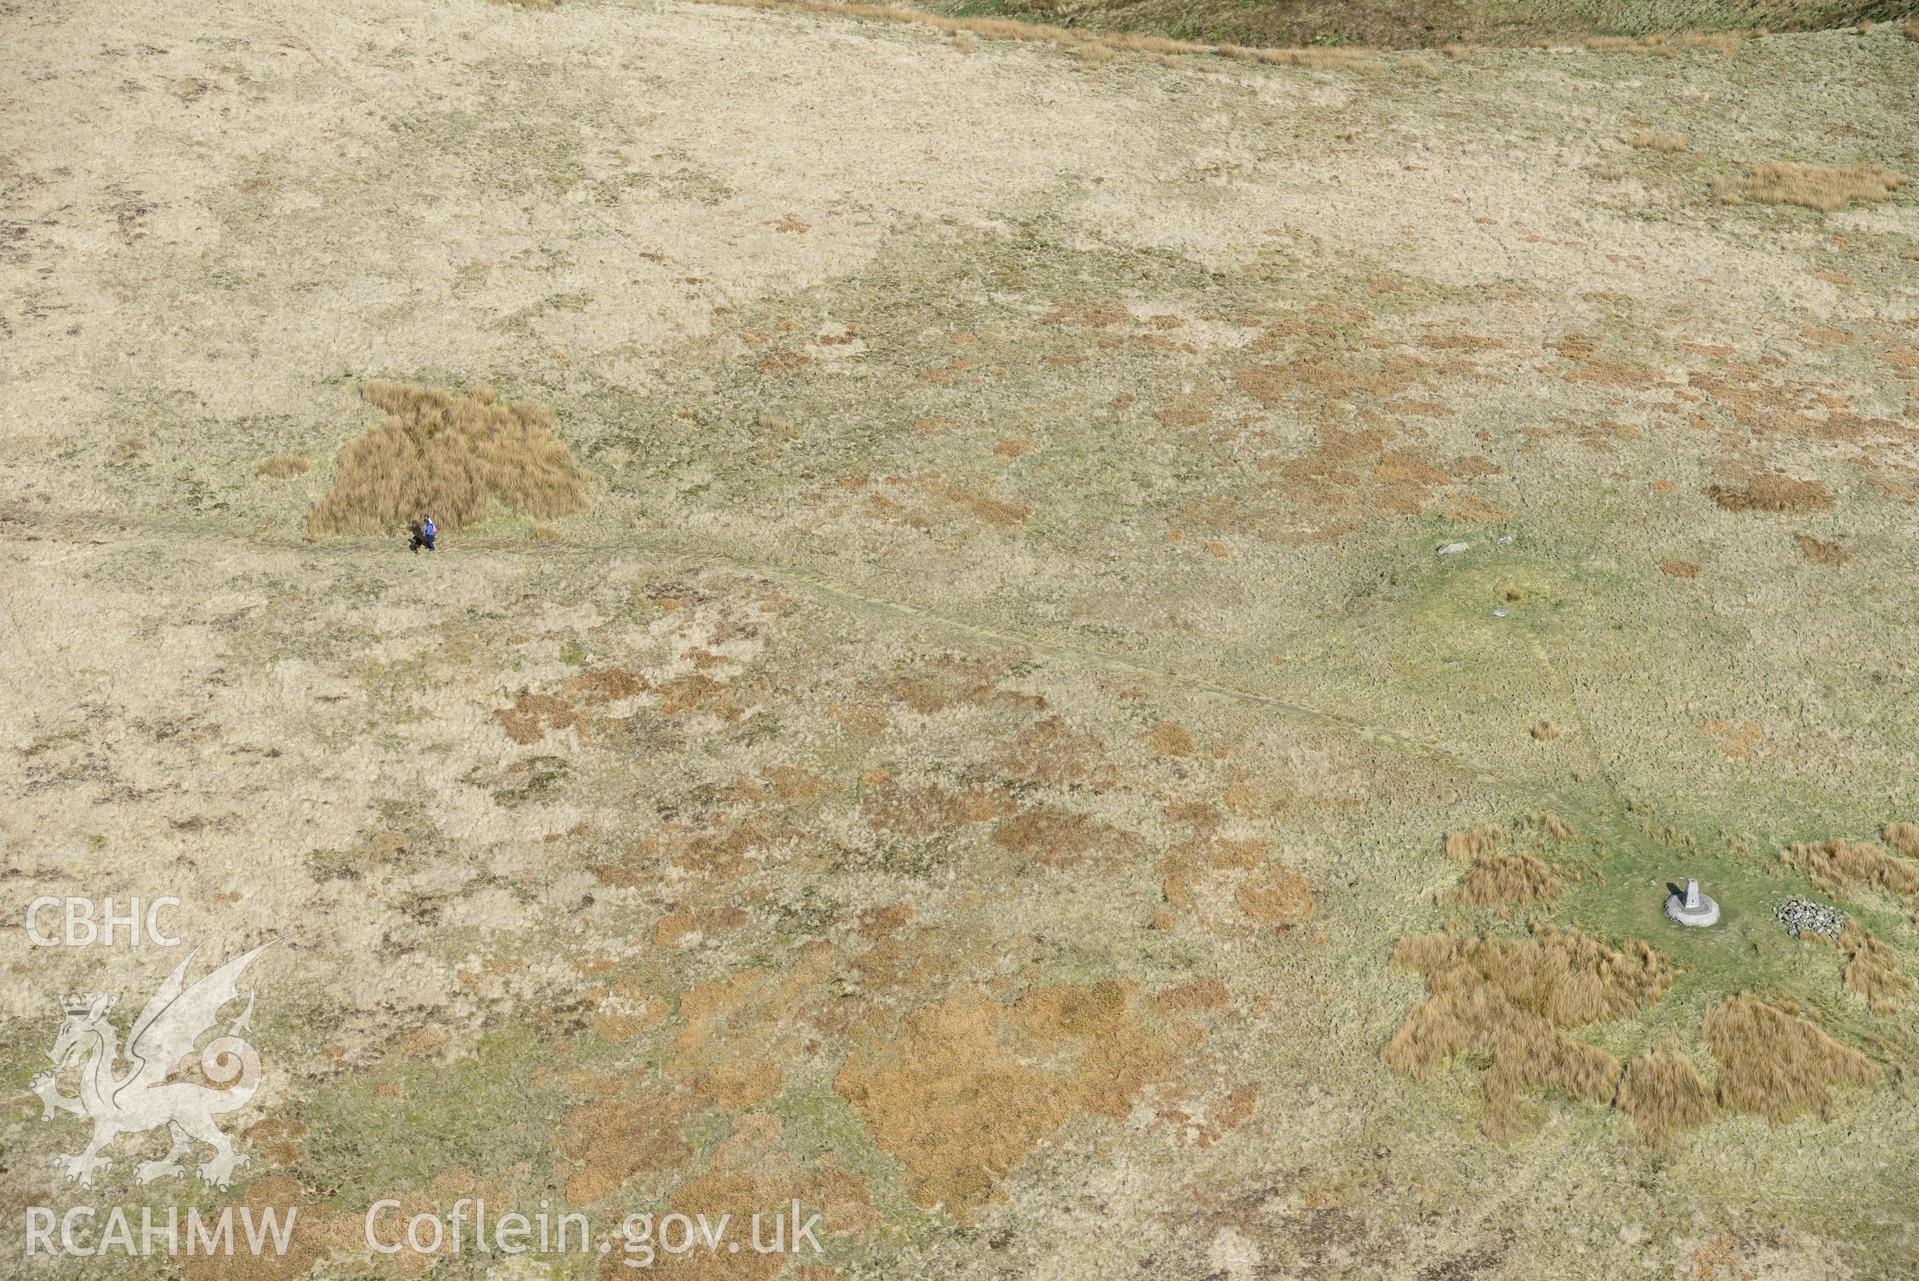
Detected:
left=1615, top=1045, right=1714, bottom=1144
left=1781, top=839, right=1919, bottom=899
left=1714, top=163, right=1907, bottom=212
left=1159, top=836, right=1315, bottom=934
left=1906, top=16, right=1919, bottom=40
left=1140, top=720, right=1197, bottom=757
left=1881, top=822, right=1919, bottom=858
left=1659, top=558, right=1701, bottom=578
left=307, top=381, right=587, bottom=535
left=666, top=958, right=841, bottom=1108
left=1383, top=929, right=1672, bottom=1137
left=1444, top=825, right=1505, bottom=860
left=1451, top=853, right=1560, bottom=908
left=256, top=454, right=309, bottom=479
left=834, top=981, right=1210, bottom=1221
left=556, top=1091, right=693, bottom=1204
left=494, top=668, right=650, bottom=745
left=1840, top=924, right=1911, bottom=1014
left=883, top=653, right=1045, bottom=715
left=993, top=809, right=1143, bottom=868
left=992, top=715, right=1114, bottom=788
left=1702, top=995, right=1878, bottom=1121
left=1703, top=473, right=1832, bottom=514
left=1530, top=720, right=1562, bottom=741
left=1625, top=131, right=1687, bottom=152
left=862, top=780, right=1012, bottom=838
left=1793, top=532, right=1849, bottom=566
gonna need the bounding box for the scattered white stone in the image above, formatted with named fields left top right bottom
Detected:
left=1437, top=541, right=1470, bottom=556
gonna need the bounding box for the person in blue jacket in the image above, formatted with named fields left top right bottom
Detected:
left=412, top=513, right=437, bottom=553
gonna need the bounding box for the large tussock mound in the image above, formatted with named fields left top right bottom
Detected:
left=1383, top=929, right=1673, bottom=1138
left=1703, top=995, right=1878, bottom=1121
left=1615, top=1046, right=1714, bottom=1145
left=307, top=381, right=587, bottom=536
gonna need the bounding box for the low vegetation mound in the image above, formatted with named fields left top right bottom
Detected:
left=1383, top=928, right=1673, bottom=1137
left=1703, top=995, right=1878, bottom=1121
left=307, top=381, right=587, bottom=536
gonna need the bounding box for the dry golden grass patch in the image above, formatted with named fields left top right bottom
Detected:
left=1714, top=163, right=1907, bottom=212
left=1626, top=131, right=1688, bottom=152
left=306, top=381, right=587, bottom=536
left=1793, top=532, right=1849, bottom=566
left=256, top=454, right=309, bottom=479
left=1383, top=928, right=1673, bottom=1138
left=1781, top=838, right=1919, bottom=899
left=1840, top=924, right=1911, bottom=1014
left=1907, top=16, right=1919, bottom=40
left=1615, top=1045, right=1715, bottom=1144
left=1703, top=995, right=1878, bottom=1121
left=1451, top=853, right=1560, bottom=908
left=1530, top=720, right=1562, bottom=741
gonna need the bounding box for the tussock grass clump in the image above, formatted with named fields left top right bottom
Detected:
left=1703, top=995, right=1877, bottom=1121
left=1704, top=474, right=1833, bottom=514
left=257, top=455, right=310, bottom=479
left=1883, top=823, right=1919, bottom=858
left=1453, top=853, right=1560, bottom=908
left=1384, top=928, right=1673, bottom=1137
left=307, top=382, right=587, bottom=536
left=1782, top=839, right=1919, bottom=899
left=1626, top=131, right=1688, bottom=152
left=1615, top=1046, right=1714, bottom=1144
left=1793, top=533, right=1848, bottom=566
left=1840, top=925, right=1911, bottom=1014
left=1715, top=163, right=1907, bottom=212
left=1530, top=812, right=1576, bottom=841
left=1444, top=825, right=1505, bottom=860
